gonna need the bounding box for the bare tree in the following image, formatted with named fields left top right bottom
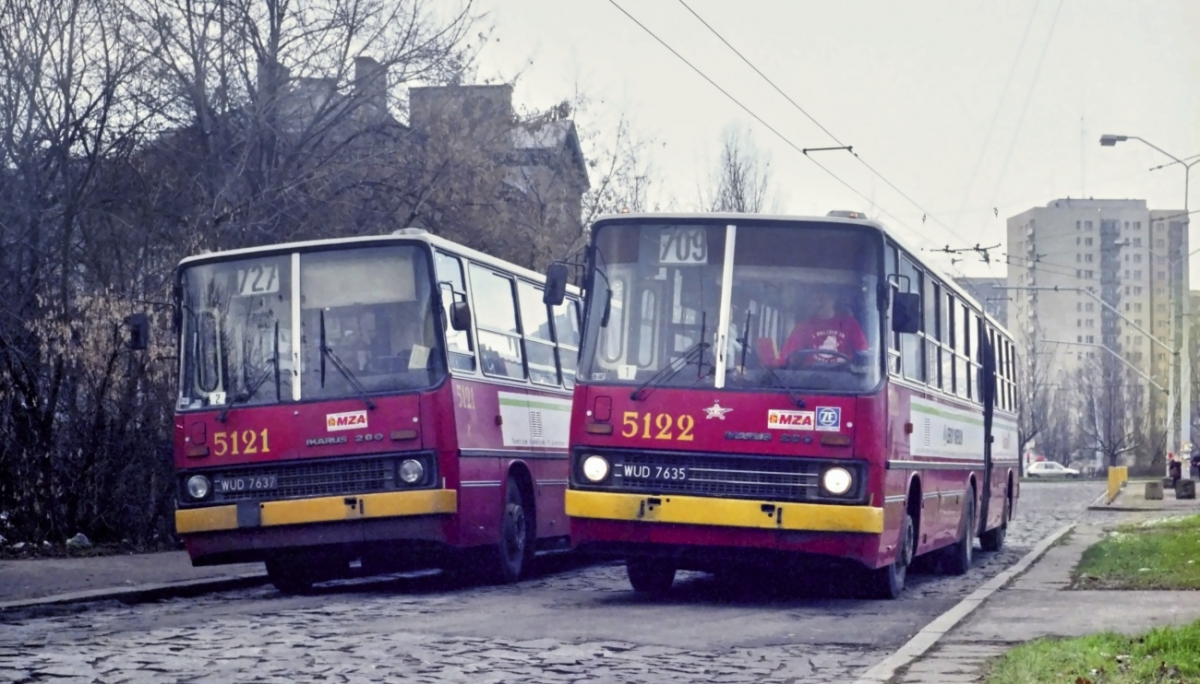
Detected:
left=703, top=127, right=772, bottom=213
left=1076, top=355, right=1143, bottom=469
left=1017, top=333, right=1053, bottom=466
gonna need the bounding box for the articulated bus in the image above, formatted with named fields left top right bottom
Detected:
left=546, top=213, right=1019, bottom=599
left=171, top=228, right=582, bottom=593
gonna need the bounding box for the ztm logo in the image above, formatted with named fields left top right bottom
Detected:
left=815, top=407, right=841, bottom=432
left=326, top=410, right=368, bottom=432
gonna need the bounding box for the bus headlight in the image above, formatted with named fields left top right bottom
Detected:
left=822, top=467, right=853, bottom=496
left=186, top=475, right=211, bottom=500
left=399, top=459, right=424, bottom=485
left=582, top=455, right=610, bottom=483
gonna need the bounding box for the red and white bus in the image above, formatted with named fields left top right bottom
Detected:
left=545, top=213, right=1019, bottom=599
left=171, top=229, right=581, bottom=593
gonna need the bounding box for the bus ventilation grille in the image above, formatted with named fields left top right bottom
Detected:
left=207, top=456, right=400, bottom=503
left=610, top=452, right=824, bottom=503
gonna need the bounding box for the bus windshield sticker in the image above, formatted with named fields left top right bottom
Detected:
left=658, top=227, right=707, bottom=265
left=815, top=407, right=842, bottom=431
left=767, top=410, right=814, bottom=430
left=408, top=344, right=430, bottom=370
left=618, top=364, right=637, bottom=380
left=235, top=263, right=280, bottom=296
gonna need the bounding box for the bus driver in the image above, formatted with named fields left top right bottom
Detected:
left=773, top=287, right=867, bottom=368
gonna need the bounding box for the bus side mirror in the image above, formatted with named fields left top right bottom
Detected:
left=892, top=292, right=920, bottom=334
left=543, top=263, right=568, bottom=306
left=450, top=301, right=472, bottom=331
left=127, top=313, right=150, bottom=350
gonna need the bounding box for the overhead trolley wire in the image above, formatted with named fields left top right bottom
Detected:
left=674, top=0, right=981, bottom=257
left=605, top=0, right=942, bottom=255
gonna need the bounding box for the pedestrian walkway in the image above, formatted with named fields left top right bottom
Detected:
left=0, top=551, right=264, bottom=610
left=894, top=517, right=1200, bottom=683
left=1093, top=478, right=1200, bottom=514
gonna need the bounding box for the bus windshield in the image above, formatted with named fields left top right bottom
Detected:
left=579, top=221, right=882, bottom=394
left=178, top=244, right=444, bottom=409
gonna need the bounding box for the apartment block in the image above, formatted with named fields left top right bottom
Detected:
left=1007, top=199, right=1188, bottom=430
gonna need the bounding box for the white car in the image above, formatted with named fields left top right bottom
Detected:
left=1026, top=461, right=1081, bottom=478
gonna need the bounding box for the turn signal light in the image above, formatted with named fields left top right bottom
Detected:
left=390, top=429, right=418, bottom=441
left=185, top=445, right=210, bottom=458
left=820, top=434, right=851, bottom=447
left=586, top=423, right=614, bottom=435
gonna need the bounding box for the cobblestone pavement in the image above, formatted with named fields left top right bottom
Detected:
left=0, top=481, right=1103, bottom=683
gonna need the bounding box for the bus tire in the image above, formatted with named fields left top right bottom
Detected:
left=942, top=488, right=975, bottom=575
left=480, top=475, right=533, bottom=584
left=980, top=488, right=1010, bottom=552
left=265, top=557, right=316, bottom=595
left=866, top=512, right=913, bottom=600
left=627, top=557, right=676, bottom=594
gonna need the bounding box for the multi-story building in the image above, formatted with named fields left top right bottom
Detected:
left=1007, top=198, right=1188, bottom=445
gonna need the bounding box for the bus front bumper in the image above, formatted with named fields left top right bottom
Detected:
left=176, top=489, right=458, bottom=535
left=565, top=490, right=883, bottom=534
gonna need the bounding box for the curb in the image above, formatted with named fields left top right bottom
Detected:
left=851, top=523, right=1075, bottom=684
left=0, top=572, right=269, bottom=614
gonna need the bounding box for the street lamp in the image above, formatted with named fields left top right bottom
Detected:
left=1101, top=133, right=1198, bottom=458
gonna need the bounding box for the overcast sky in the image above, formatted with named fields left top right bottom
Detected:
left=470, top=0, right=1200, bottom=283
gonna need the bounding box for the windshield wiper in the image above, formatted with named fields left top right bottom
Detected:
left=630, top=312, right=710, bottom=401
left=216, top=322, right=280, bottom=422
left=319, top=310, right=376, bottom=410
left=733, top=311, right=805, bottom=408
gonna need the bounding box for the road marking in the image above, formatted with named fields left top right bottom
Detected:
left=851, top=523, right=1075, bottom=684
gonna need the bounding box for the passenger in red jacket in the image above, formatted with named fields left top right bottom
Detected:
left=774, top=288, right=867, bottom=368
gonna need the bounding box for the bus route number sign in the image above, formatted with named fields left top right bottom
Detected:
left=659, top=228, right=707, bottom=265
left=235, top=263, right=280, bottom=296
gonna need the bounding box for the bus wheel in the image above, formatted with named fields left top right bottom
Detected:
left=942, top=489, right=975, bottom=575
left=980, top=490, right=1010, bottom=552
left=866, top=513, right=912, bottom=600
left=481, top=475, right=533, bottom=584
left=627, top=557, right=676, bottom=594
left=265, top=557, right=316, bottom=595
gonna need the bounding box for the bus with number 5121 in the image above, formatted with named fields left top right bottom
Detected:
left=168, top=228, right=582, bottom=593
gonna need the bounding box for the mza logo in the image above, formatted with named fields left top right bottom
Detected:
left=815, top=407, right=841, bottom=432
left=767, top=410, right=814, bottom=430
left=326, top=410, right=368, bottom=432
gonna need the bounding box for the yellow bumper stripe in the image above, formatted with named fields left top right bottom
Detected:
left=176, top=489, right=457, bottom=535
left=566, top=490, right=883, bottom=534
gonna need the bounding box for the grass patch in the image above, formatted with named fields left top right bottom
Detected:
left=986, top=620, right=1200, bottom=683
left=1073, top=514, right=1200, bottom=590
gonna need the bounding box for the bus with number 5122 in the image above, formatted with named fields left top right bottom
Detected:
left=544, top=212, right=1019, bottom=599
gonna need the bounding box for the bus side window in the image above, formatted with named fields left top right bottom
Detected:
left=553, top=298, right=581, bottom=389
left=469, top=264, right=527, bottom=381
left=435, top=251, right=476, bottom=373
left=517, top=281, right=558, bottom=387
left=886, top=243, right=901, bottom=375
left=899, top=255, right=925, bottom=383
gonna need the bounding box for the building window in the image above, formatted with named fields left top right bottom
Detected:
left=1134, top=237, right=1143, bottom=246
left=1158, top=271, right=1166, bottom=280
left=1134, top=254, right=1142, bottom=263
left=1135, top=222, right=1141, bottom=231
left=1086, top=221, right=1094, bottom=231
left=1085, top=303, right=1093, bottom=312
left=1085, top=237, right=1094, bottom=246
left=1077, top=254, right=1082, bottom=263
left=1077, top=302, right=1082, bottom=312
left=1087, top=335, right=1095, bottom=343
left=1076, top=237, right=1081, bottom=246
left=1076, top=221, right=1082, bottom=230
left=1135, top=270, right=1142, bottom=279
left=1086, top=270, right=1094, bottom=278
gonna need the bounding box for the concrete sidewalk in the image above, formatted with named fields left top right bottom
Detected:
left=1091, top=478, right=1200, bottom=513
left=0, top=551, right=265, bottom=611
left=894, top=518, right=1200, bottom=683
